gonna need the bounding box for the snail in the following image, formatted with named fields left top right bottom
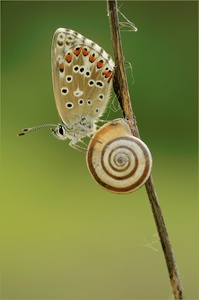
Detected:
left=86, top=118, right=152, bottom=194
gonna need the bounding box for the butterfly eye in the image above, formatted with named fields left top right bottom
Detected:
left=58, top=125, right=64, bottom=135
left=51, top=125, right=68, bottom=141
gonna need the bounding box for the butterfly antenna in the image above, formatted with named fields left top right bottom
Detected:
left=17, top=124, right=57, bottom=136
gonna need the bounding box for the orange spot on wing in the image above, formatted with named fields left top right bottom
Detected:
left=102, top=70, right=112, bottom=78
left=65, top=53, right=72, bottom=63
left=97, top=60, right=104, bottom=68
left=82, top=48, right=89, bottom=56
left=59, top=63, right=64, bottom=72
left=74, top=47, right=82, bottom=56
left=108, top=74, right=113, bottom=83
left=89, top=54, right=96, bottom=63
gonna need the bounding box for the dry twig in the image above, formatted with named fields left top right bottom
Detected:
left=107, top=1, right=183, bottom=299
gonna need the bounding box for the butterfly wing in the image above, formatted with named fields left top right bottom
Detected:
left=51, top=28, right=114, bottom=128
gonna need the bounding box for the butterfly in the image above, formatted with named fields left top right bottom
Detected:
left=18, top=28, right=115, bottom=150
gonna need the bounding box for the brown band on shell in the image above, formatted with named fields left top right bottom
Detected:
left=101, top=138, right=138, bottom=179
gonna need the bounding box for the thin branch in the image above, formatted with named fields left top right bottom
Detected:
left=107, top=1, right=184, bottom=299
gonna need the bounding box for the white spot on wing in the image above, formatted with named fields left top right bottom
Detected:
left=74, top=88, right=83, bottom=97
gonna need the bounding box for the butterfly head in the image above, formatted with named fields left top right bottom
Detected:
left=51, top=124, right=71, bottom=140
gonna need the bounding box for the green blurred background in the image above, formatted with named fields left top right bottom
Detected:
left=1, top=1, right=197, bottom=299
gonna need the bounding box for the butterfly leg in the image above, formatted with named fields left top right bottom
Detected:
left=69, top=138, right=87, bottom=154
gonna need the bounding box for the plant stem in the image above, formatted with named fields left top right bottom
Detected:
left=107, top=1, right=183, bottom=299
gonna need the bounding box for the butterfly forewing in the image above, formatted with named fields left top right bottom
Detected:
left=52, top=28, right=114, bottom=128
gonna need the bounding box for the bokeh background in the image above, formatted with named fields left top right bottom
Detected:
left=1, top=1, right=197, bottom=299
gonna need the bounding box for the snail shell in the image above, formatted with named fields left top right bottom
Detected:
left=86, top=118, right=152, bottom=194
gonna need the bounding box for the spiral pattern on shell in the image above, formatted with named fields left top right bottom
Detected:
left=86, top=119, right=152, bottom=194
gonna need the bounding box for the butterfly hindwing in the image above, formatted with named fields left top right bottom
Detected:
left=52, top=28, right=114, bottom=127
